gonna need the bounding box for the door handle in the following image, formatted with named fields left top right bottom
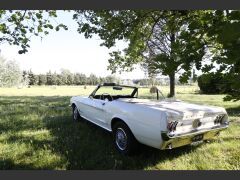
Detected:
left=102, top=102, right=105, bottom=105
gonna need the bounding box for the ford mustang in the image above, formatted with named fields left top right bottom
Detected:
left=70, top=83, right=229, bottom=155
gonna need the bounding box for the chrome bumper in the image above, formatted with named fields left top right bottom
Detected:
left=160, top=124, right=229, bottom=150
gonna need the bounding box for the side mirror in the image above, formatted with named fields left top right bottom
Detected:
left=89, top=96, right=93, bottom=100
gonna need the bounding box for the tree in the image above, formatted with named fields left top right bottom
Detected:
left=60, top=69, right=73, bottom=85
left=105, top=75, right=120, bottom=84
left=73, top=73, right=80, bottom=85
left=200, top=10, right=240, bottom=101
left=88, top=73, right=99, bottom=85
left=56, top=74, right=63, bottom=85
left=137, top=79, right=149, bottom=86
left=79, top=73, right=87, bottom=85
left=74, top=10, right=210, bottom=97
left=73, top=73, right=88, bottom=85
left=99, top=77, right=106, bottom=84
left=46, top=71, right=54, bottom=85
left=141, top=59, right=158, bottom=87
left=198, top=73, right=232, bottom=94
left=28, top=70, right=38, bottom=85
left=0, top=10, right=67, bottom=54
left=22, top=70, right=29, bottom=86
left=67, top=73, right=74, bottom=85
left=72, top=73, right=87, bottom=85
left=51, top=72, right=58, bottom=85
left=38, top=74, right=47, bottom=85
left=192, top=69, right=198, bottom=83
left=0, top=56, right=22, bottom=87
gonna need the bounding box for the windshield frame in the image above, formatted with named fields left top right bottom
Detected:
left=89, top=84, right=138, bottom=98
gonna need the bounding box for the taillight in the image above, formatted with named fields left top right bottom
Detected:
left=214, top=114, right=225, bottom=125
left=167, top=121, right=178, bottom=132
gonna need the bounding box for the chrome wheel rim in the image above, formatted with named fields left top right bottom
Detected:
left=73, top=107, right=78, bottom=120
left=115, top=128, right=127, bottom=150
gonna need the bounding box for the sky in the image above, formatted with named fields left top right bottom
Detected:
left=0, top=11, right=146, bottom=79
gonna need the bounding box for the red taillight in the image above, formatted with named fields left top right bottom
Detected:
left=167, top=121, right=178, bottom=132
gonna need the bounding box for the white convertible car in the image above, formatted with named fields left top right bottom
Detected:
left=70, top=83, right=229, bottom=155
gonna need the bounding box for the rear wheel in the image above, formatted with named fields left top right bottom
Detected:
left=72, top=105, right=81, bottom=122
left=113, top=121, right=138, bottom=155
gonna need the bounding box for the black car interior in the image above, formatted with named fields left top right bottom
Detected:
left=93, top=94, right=135, bottom=101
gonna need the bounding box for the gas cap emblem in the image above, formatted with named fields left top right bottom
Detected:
left=192, top=119, right=201, bottom=128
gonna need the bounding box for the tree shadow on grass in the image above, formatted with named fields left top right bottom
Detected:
left=43, top=115, right=200, bottom=170
left=0, top=159, right=38, bottom=170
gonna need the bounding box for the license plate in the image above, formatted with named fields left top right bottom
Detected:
left=191, top=134, right=204, bottom=142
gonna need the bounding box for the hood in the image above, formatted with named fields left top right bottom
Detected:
left=117, top=98, right=226, bottom=120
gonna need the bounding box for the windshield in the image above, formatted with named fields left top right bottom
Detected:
left=90, top=85, right=166, bottom=101
left=94, top=86, right=136, bottom=97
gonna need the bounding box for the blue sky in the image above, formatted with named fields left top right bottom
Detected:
left=0, top=11, right=146, bottom=79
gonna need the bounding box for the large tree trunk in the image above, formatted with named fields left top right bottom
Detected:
left=169, top=72, right=175, bottom=97
left=168, top=33, right=176, bottom=97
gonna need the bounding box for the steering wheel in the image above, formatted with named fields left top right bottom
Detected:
left=101, top=93, right=113, bottom=101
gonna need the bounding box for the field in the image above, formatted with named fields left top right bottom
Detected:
left=0, top=85, right=240, bottom=170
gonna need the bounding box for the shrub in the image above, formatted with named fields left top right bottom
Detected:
left=197, top=73, right=231, bottom=94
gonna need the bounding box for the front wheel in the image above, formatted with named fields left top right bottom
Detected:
left=113, top=121, right=139, bottom=155
left=72, top=105, right=81, bottom=122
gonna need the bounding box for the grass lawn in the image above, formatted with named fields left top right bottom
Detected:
left=0, top=85, right=239, bottom=170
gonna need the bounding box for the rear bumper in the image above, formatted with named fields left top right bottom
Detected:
left=160, top=124, right=229, bottom=150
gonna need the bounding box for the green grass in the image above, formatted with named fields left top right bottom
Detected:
left=0, top=85, right=239, bottom=169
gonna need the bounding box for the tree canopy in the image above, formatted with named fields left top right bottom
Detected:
left=73, top=10, right=213, bottom=97
left=0, top=10, right=67, bottom=54
left=74, top=10, right=240, bottom=100
left=202, top=10, right=240, bottom=101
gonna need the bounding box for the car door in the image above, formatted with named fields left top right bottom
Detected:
left=83, top=97, right=108, bottom=127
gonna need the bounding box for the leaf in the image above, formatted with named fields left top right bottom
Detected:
left=47, top=24, right=53, bottom=29
left=55, top=26, right=60, bottom=31
left=36, top=13, right=43, bottom=19
left=37, top=26, right=43, bottom=33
